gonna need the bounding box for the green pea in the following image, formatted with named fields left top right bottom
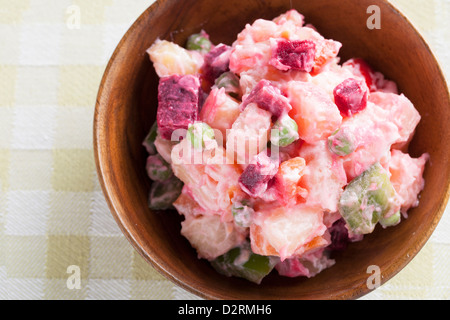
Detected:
left=271, top=115, right=299, bottom=147
left=186, top=122, right=215, bottom=150
left=186, top=32, right=212, bottom=54
left=328, top=128, right=356, bottom=156
left=214, top=72, right=240, bottom=97
left=379, top=211, right=401, bottom=228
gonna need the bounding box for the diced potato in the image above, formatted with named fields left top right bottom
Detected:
left=310, top=65, right=356, bottom=100
left=181, top=213, right=246, bottom=260
left=369, top=92, right=421, bottom=150
left=230, top=41, right=272, bottom=76
left=312, top=38, right=342, bottom=74
left=389, top=150, right=428, bottom=213
left=154, top=133, right=178, bottom=164
left=298, top=141, right=347, bottom=213
left=285, top=81, right=342, bottom=144
left=273, top=9, right=305, bottom=27
left=338, top=102, right=401, bottom=180
left=173, top=186, right=206, bottom=218
left=171, top=138, right=242, bottom=218
left=147, top=39, right=203, bottom=77
left=199, top=87, right=241, bottom=145
left=238, top=66, right=310, bottom=98
left=226, top=103, right=272, bottom=165
left=250, top=204, right=326, bottom=261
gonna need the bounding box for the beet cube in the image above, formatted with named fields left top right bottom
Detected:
left=201, top=44, right=232, bottom=85
left=238, top=152, right=279, bottom=198
left=157, top=75, right=201, bottom=140
left=327, top=219, right=349, bottom=252
left=242, top=80, right=291, bottom=119
left=270, top=39, right=316, bottom=72
left=333, top=78, right=368, bottom=117
left=343, top=58, right=377, bottom=92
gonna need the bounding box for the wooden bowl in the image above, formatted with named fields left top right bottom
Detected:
left=94, top=0, right=450, bottom=299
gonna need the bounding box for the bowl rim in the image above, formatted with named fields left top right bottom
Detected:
left=93, top=0, right=450, bottom=300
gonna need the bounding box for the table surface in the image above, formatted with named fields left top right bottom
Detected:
left=0, top=0, right=449, bottom=300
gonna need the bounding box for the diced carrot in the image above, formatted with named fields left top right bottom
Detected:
left=311, top=39, right=341, bottom=75
left=294, top=234, right=330, bottom=257
left=274, top=157, right=308, bottom=205
left=250, top=224, right=279, bottom=256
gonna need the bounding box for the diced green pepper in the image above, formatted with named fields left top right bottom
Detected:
left=210, top=242, right=278, bottom=284
left=148, top=176, right=183, bottom=210
left=338, top=162, right=397, bottom=235
left=186, top=32, right=212, bottom=54
left=186, top=122, right=215, bottom=150
left=146, top=154, right=173, bottom=182
left=328, top=128, right=356, bottom=156
left=270, top=114, right=299, bottom=147
left=379, top=211, right=401, bottom=228
left=231, top=200, right=254, bottom=228
left=143, top=121, right=158, bottom=155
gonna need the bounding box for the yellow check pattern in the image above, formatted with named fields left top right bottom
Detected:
left=0, top=0, right=448, bottom=300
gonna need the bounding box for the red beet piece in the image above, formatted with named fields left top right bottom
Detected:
left=157, top=75, right=201, bottom=140
left=271, top=39, right=316, bottom=72
left=333, top=78, right=368, bottom=117
left=242, top=79, right=291, bottom=119
left=201, top=43, right=232, bottom=85
left=327, top=219, right=349, bottom=252
left=238, top=152, right=279, bottom=198
left=343, top=58, right=377, bottom=92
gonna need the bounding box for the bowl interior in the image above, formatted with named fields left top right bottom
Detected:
left=94, top=0, right=450, bottom=299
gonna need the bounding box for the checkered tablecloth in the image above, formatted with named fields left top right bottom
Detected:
left=0, top=0, right=449, bottom=300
